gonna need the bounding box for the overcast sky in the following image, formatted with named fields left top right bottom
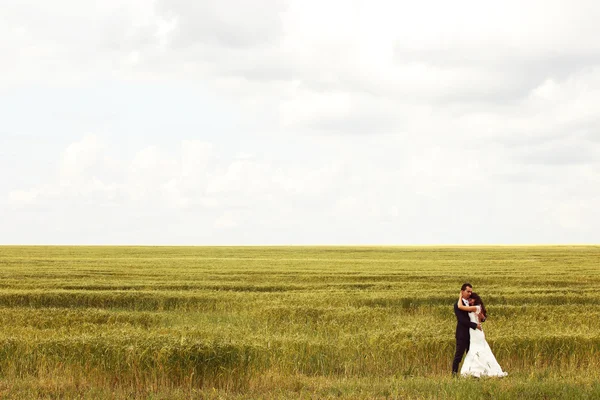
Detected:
left=1, top=0, right=599, bottom=245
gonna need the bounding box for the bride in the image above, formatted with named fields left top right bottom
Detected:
left=457, top=292, right=508, bottom=378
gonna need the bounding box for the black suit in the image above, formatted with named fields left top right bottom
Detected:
left=452, top=300, right=478, bottom=374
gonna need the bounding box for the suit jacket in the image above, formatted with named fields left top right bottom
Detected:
left=454, top=299, right=477, bottom=340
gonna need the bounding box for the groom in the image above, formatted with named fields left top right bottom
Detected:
left=452, top=282, right=482, bottom=375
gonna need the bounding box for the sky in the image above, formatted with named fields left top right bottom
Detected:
left=1, top=0, right=599, bottom=245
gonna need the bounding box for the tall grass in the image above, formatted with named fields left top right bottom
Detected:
left=0, top=245, right=599, bottom=398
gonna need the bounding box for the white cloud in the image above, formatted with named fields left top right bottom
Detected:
left=4, top=131, right=600, bottom=243
left=2, top=1, right=600, bottom=243
left=59, top=133, right=105, bottom=184
left=8, top=188, right=40, bottom=207
left=213, top=211, right=238, bottom=229
left=157, top=0, right=286, bottom=49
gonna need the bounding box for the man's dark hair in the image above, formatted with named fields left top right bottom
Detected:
left=461, top=283, right=472, bottom=291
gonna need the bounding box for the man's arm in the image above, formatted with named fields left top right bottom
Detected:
left=478, top=312, right=486, bottom=323
left=454, top=303, right=478, bottom=330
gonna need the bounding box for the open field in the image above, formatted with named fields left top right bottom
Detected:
left=0, top=245, right=599, bottom=399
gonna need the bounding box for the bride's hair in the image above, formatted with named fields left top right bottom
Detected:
left=470, top=292, right=487, bottom=317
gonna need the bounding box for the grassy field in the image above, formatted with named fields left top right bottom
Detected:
left=0, top=245, right=599, bottom=399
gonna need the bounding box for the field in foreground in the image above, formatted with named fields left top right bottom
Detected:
left=0, top=245, right=599, bottom=399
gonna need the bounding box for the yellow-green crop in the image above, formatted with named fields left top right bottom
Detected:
left=0, top=245, right=599, bottom=399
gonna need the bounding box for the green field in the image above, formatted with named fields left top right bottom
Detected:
left=0, top=245, right=599, bottom=399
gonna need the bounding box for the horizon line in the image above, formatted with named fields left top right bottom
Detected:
left=0, top=243, right=598, bottom=247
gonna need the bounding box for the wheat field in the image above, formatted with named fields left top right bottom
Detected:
left=0, top=245, right=599, bottom=399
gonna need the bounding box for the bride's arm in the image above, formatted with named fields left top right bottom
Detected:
left=455, top=299, right=478, bottom=331
left=457, top=294, right=478, bottom=312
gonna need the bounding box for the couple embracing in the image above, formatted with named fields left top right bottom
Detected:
left=452, top=283, right=508, bottom=377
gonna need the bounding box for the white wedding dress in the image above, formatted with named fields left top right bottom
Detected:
left=460, top=305, right=508, bottom=378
